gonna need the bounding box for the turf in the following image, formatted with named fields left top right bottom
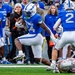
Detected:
left=0, top=66, right=75, bottom=75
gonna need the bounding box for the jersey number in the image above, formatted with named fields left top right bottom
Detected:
left=66, top=13, right=74, bottom=23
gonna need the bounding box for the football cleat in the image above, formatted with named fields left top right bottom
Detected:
left=46, top=66, right=51, bottom=71
left=13, top=53, right=25, bottom=60
left=50, top=63, right=56, bottom=69
left=53, top=67, right=60, bottom=73
left=50, top=63, right=60, bottom=73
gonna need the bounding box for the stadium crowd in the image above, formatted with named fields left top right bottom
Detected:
left=0, top=0, right=75, bottom=73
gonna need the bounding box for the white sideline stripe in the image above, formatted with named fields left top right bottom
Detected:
left=0, top=65, right=48, bottom=68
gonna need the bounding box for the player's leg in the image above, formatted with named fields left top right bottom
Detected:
left=50, top=31, right=75, bottom=73
left=50, top=32, right=69, bottom=70
left=14, top=33, right=43, bottom=60
left=0, top=46, right=11, bottom=64
left=58, top=48, right=63, bottom=62
left=0, top=38, right=11, bottom=64
left=0, top=46, right=5, bottom=58
left=32, top=45, right=50, bottom=66
left=57, top=44, right=70, bottom=63
left=57, top=44, right=71, bottom=63
left=13, top=37, right=25, bottom=60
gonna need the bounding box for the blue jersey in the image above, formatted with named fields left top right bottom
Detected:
left=45, top=14, right=57, bottom=36
left=58, top=10, right=75, bottom=31
left=0, top=7, right=7, bottom=28
left=3, top=3, right=12, bottom=14
left=0, top=13, right=5, bottom=37
left=0, top=4, right=12, bottom=28
left=22, top=13, right=42, bottom=34
left=0, top=6, right=7, bottom=16
left=58, top=4, right=64, bottom=12
left=21, top=4, right=25, bottom=10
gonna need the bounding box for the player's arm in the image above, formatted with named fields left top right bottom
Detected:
left=39, top=22, right=51, bottom=35
left=53, top=18, right=61, bottom=30
left=39, top=22, right=57, bottom=43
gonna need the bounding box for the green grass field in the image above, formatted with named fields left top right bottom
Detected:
left=0, top=64, right=75, bottom=75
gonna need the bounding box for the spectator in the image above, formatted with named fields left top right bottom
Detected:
left=45, top=5, right=58, bottom=62
left=10, top=0, right=16, bottom=4
left=8, top=3, right=25, bottom=63
left=21, top=0, right=29, bottom=9
left=32, top=1, right=44, bottom=20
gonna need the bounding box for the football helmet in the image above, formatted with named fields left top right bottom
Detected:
left=58, top=59, right=72, bottom=71
left=23, top=3, right=36, bottom=19
left=64, top=0, right=75, bottom=10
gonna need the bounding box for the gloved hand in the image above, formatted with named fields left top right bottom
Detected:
left=15, top=21, right=24, bottom=28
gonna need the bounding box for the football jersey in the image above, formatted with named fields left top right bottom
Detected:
left=0, top=7, right=7, bottom=28
left=0, top=13, right=5, bottom=37
left=58, top=3, right=64, bottom=12
left=22, top=13, right=42, bottom=34
left=0, top=4, right=12, bottom=28
left=3, top=3, right=12, bottom=14
left=21, top=4, right=25, bottom=10
left=58, top=9, right=75, bottom=31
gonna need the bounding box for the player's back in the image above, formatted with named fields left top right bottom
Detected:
left=59, top=9, right=75, bottom=31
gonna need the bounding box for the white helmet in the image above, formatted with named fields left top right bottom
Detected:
left=60, top=59, right=72, bottom=71
left=64, top=0, right=75, bottom=10
left=23, top=3, right=36, bottom=19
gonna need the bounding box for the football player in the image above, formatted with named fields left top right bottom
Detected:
left=13, top=3, right=55, bottom=66
left=58, top=58, right=75, bottom=73
left=0, top=12, right=11, bottom=64
left=50, top=0, right=75, bottom=72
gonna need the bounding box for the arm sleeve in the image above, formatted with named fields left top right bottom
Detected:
left=53, top=18, right=61, bottom=30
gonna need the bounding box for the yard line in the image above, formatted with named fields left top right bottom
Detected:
left=0, top=65, right=48, bottom=68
